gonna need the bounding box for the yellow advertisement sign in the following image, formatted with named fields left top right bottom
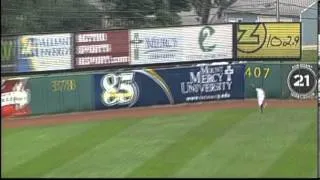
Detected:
left=237, top=23, right=301, bottom=59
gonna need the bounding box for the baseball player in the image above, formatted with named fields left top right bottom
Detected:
left=251, top=84, right=266, bottom=113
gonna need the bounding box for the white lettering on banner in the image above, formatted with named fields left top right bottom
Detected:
left=181, top=82, right=232, bottom=93
left=181, top=65, right=234, bottom=95
left=77, top=56, right=129, bottom=65
left=189, top=72, right=224, bottom=84
left=77, top=44, right=112, bottom=54
left=185, top=93, right=231, bottom=101
left=77, top=33, right=107, bottom=43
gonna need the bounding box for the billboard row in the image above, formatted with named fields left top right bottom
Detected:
left=1, top=23, right=302, bottom=74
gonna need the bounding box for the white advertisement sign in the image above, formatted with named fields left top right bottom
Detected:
left=130, top=24, right=233, bottom=65
left=18, top=33, right=72, bottom=72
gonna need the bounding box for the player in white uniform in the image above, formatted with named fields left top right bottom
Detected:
left=251, top=84, right=266, bottom=113
left=256, top=88, right=266, bottom=113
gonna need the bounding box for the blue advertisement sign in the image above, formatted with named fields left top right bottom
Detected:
left=94, top=64, right=245, bottom=110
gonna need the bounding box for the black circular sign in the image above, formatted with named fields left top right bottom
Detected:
left=287, top=67, right=316, bottom=95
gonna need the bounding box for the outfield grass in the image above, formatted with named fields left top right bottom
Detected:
left=2, top=107, right=317, bottom=178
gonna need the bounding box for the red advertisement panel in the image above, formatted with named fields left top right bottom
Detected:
left=1, top=78, right=31, bottom=118
left=74, top=31, right=130, bottom=68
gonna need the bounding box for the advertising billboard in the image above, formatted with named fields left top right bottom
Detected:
left=237, top=22, right=301, bottom=59
left=74, top=31, right=130, bottom=68
left=1, top=78, right=31, bottom=118
left=1, top=36, right=18, bottom=73
left=130, top=24, right=233, bottom=65
left=17, top=33, right=73, bottom=72
left=94, top=64, right=245, bottom=110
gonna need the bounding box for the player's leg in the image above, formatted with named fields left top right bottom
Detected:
left=262, top=98, right=266, bottom=110
left=258, top=98, right=263, bottom=113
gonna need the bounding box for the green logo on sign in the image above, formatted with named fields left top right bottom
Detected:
left=199, top=26, right=216, bottom=52
left=1, top=39, right=15, bottom=64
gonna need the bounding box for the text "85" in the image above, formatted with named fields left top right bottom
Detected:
left=101, top=73, right=138, bottom=106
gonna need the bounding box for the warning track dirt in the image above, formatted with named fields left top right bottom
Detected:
left=2, top=99, right=316, bottom=129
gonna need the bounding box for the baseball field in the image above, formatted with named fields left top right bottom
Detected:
left=2, top=99, right=317, bottom=178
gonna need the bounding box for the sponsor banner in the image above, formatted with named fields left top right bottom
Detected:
left=287, top=63, right=317, bottom=99
left=130, top=24, right=233, bottom=65
left=94, top=64, right=244, bottom=110
left=17, top=33, right=72, bottom=72
left=237, top=23, right=301, bottom=59
left=74, top=31, right=130, bottom=68
left=1, top=36, right=18, bottom=73
left=1, top=78, right=31, bottom=118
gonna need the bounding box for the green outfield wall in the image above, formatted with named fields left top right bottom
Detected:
left=29, top=74, right=94, bottom=115
left=2, top=62, right=317, bottom=118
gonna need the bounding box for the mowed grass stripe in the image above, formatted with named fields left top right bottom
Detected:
left=176, top=108, right=315, bottom=177
left=3, top=127, right=30, bottom=137
left=126, top=109, right=253, bottom=177
left=211, top=110, right=314, bottom=177
left=3, top=119, right=139, bottom=178
left=45, top=114, right=211, bottom=177
left=262, top=122, right=317, bottom=178
left=2, top=122, right=100, bottom=173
